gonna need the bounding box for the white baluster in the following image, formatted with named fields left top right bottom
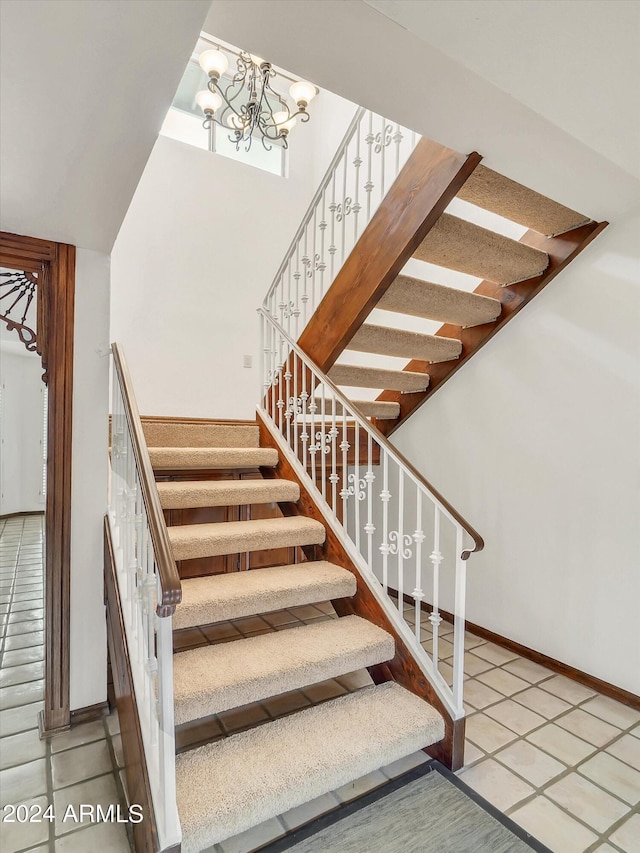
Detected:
left=379, top=450, right=390, bottom=593
left=354, top=421, right=361, bottom=554
left=430, top=508, right=443, bottom=673
left=365, top=434, right=375, bottom=572
left=365, top=111, right=374, bottom=221
left=412, top=489, right=425, bottom=640
left=453, top=528, right=467, bottom=714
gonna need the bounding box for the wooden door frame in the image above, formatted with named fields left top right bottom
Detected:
left=0, top=230, right=75, bottom=734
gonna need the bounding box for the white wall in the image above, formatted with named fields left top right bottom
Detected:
left=0, top=345, right=45, bottom=516
left=110, top=90, right=355, bottom=419
left=393, top=210, right=640, bottom=695
left=69, top=248, right=111, bottom=711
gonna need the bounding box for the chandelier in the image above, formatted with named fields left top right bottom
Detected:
left=195, top=48, right=316, bottom=151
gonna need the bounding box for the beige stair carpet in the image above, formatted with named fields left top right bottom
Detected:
left=457, top=165, right=591, bottom=237
left=148, top=446, right=278, bottom=470
left=329, top=363, right=430, bottom=393
left=415, top=213, right=549, bottom=285
left=316, top=398, right=401, bottom=420
left=379, top=275, right=501, bottom=328
left=176, top=682, right=444, bottom=853
left=142, top=421, right=259, bottom=448
left=173, top=615, right=394, bottom=723
left=348, top=323, right=462, bottom=363
left=173, top=561, right=356, bottom=630
left=168, top=515, right=326, bottom=561
left=157, top=478, right=299, bottom=510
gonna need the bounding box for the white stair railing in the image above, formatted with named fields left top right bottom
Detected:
left=258, top=310, right=483, bottom=719
left=108, top=344, right=181, bottom=852
left=263, top=108, right=420, bottom=339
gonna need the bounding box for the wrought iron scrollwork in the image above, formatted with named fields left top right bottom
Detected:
left=0, top=270, right=38, bottom=352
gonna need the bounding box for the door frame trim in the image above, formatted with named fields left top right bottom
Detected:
left=1, top=230, right=75, bottom=734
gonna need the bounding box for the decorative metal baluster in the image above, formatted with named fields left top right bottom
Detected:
left=290, top=262, right=298, bottom=340
left=365, top=434, right=375, bottom=572
left=354, top=420, right=361, bottom=554
left=292, top=355, right=299, bottom=461
left=353, top=119, right=362, bottom=244
left=319, top=190, right=327, bottom=304
left=309, top=382, right=317, bottom=486
left=285, top=362, right=292, bottom=447
left=329, top=391, right=338, bottom=512
left=453, top=528, right=467, bottom=714
left=341, top=148, right=348, bottom=266
left=286, top=252, right=293, bottom=339
left=270, top=329, right=277, bottom=431
left=320, top=383, right=327, bottom=501
left=412, top=489, right=425, bottom=641
left=365, top=111, right=374, bottom=221
left=310, top=208, right=318, bottom=320
left=277, top=334, right=285, bottom=436
left=397, top=470, right=404, bottom=612
left=300, top=362, right=309, bottom=476
left=393, top=123, right=403, bottom=177
left=380, top=115, right=387, bottom=199
left=297, top=242, right=306, bottom=329
left=380, top=450, right=390, bottom=593
left=430, top=508, right=443, bottom=673
left=329, top=169, right=337, bottom=283
left=340, top=405, right=349, bottom=536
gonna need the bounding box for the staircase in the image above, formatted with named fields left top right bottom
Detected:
left=147, top=420, right=444, bottom=851
left=105, top=108, right=606, bottom=853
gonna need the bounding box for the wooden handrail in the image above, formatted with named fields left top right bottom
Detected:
left=259, top=310, right=484, bottom=560
left=111, top=343, right=182, bottom=616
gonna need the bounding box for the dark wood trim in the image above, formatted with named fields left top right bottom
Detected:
left=112, top=345, right=182, bottom=616
left=257, top=411, right=464, bottom=771
left=394, top=590, right=640, bottom=712
left=297, top=142, right=482, bottom=372
left=70, top=701, right=110, bottom=725
left=1, top=230, right=75, bottom=736
left=377, top=220, right=608, bottom=435
left=465, top=617, right=640, bottom=712
left=104, top=517, right=159, bottom=853
left=0, top=510, right=45, bottom=520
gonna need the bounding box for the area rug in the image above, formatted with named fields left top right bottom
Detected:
left=263, top=761, right=550, bottom=853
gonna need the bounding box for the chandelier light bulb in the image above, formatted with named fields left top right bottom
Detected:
left=273, top=111, right=297, bottom=133
left=198, top=49, right=229, bottom=79
left=250, top=54, right=266, bottom=67
left=195, top=90, right=222, bottom=114
left=226, top=113, right=245, bottom=129
left=289, top=80, right=316, bottom=108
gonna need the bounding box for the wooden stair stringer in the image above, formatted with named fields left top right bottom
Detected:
left=256, top=411, right=464, bottom=771
left=374, top=219, right=608, bottom=436
left=296, top=138, right=483, bottom=373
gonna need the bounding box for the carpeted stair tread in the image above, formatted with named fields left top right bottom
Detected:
left=142, top=421, right=259, bottom=448
left=173, top=561, right=356, bottom=630
left=316, top=398, right=401, bottom=420
left=379, top=275, right=501, bottom=328
left=168, top=516, right=326, bottom=561
left=148, top=446, right=279, bottom=470
left=173, top=615, right=394, bottom=724
left=157, top=478, right=299, bottom=510
left=176, top=682, right=444, bottom=853
left=328, top=363, right=430, bottom=393
left=414, top=213, right=549, bottom=285
left=348, top=323, right=462, bottom=363
left=457, top=165, right=591, bottom=237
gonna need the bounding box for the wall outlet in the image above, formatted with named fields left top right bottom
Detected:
left=243, top=354, right=253, bottom=368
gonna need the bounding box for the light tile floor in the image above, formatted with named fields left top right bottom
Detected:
left=0, top=516, right=131, bottom=853
left=2, top=516, right=639, bottom=853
